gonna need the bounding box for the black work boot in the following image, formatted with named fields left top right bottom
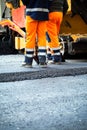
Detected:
left=38, top=55, right=47, bottom=68
left=52, top=55, right=62, bottom=64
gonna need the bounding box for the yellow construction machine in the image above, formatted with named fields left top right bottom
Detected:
left=59, top=0, right=87, bottom=58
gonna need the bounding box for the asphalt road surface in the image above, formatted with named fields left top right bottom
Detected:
left=0, top=54, right=87, bottom=130
left=0, top=74, right=87, bottom=130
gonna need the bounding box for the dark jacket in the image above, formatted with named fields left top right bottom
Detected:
left=22, top=0, right=50, bottom=21
left=49, top=0, right=68, bottom=15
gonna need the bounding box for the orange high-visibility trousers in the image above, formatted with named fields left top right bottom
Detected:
left=25, top=16, right=47, bottom=50
left=47, top=12, right=63, bottom=50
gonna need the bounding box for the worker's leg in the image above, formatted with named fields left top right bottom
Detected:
left=47, top=12, right=63, bottom=63
left=23, top=16, right=37, bottom=66
left=37, top=21, right=47, bottom=65
left=47, top=12, right=60, bottom=48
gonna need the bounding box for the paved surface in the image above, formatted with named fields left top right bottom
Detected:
left=0, top=54, right=87, bottom=130
left=0, top=54, right=87, bottom=82
left=0, top=74, right=87, bottom=130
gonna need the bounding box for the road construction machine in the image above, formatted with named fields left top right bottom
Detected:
left=60, top=0, right=87, bottom=59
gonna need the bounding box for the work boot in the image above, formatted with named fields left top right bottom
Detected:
left=47, top=54, right=52, bottom=60
left=22, top=62, right=32, bottom=68
left=48, top=54, right=62, bottom=64
left=53, top=55, right=62, bottom=62
left=38, top=55, right=47, bottom=68
left=22, top=56, right=33, bottom=68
